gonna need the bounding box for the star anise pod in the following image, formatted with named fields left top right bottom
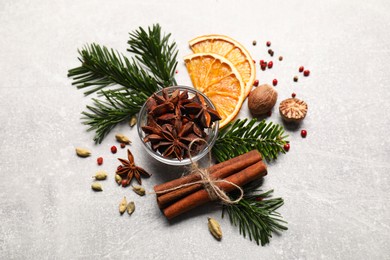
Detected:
left=116, top=149, right=151, bottom=185
left=184, top=94, right=221, bottom=128
left=149, top=89, right=181, bottom=116
left=156, top=119, right=199, bottom=160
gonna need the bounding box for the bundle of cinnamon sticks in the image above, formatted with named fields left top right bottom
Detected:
left=154, top=150, right=267, bottom=219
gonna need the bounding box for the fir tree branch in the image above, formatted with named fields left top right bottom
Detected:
left=67, top=24, right=178, bottom=143
left=81, top=90, right=148, bottom=143
left=127, top=24, right=178, bottom=88
left=67, top=43, right=159, bottom=96
left=213, top=118, right=289, bottom=162
left=222, top=188, right=288, bottom=246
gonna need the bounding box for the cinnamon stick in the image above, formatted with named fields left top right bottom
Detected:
left=154, top=150, right=262, bottom=194
left=156, top=151, right=263, bottom=208
left=162, top=160, right=267, bottom=220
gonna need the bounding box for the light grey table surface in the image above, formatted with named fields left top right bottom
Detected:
left=1, top=0, right=389, bottom=259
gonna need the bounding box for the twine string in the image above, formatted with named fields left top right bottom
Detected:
left=154, top=138, right=243, bottom=205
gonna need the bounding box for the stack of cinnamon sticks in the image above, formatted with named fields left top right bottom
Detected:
left=154, top=150, right=267, bottom=219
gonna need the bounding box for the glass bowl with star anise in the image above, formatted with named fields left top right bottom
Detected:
left=137, top=86, right=220, bottom=166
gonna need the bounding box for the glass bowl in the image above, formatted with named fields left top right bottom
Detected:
left=137, top=86, right=219, bottom=166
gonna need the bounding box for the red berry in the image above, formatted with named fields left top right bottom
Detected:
left=121, top=179, right=127, bottom=187
left=301, top=130, right=307, bottom=138
left=253, top=79, right=259, bottom=87
left=97, top=157, right=103, bottom=165
left=261, top=64, right=267, bottom=71
left=120, top=143, right=126, bottom=148
left=175, top=70, right=178, bottom=74
left=260, top=60, right=265, bottom=65
left=283, top=143, right=290, bottom=152
left=292, top=93, right=296, bottom=98
left=117, top=165, right=123, bottom=171
left=255, top=197, right=264, bottom=201
left=111, top=145, right=117, bottom=154
left=299, top=66, right=304, bottom=73
left=267, top=61, right=273, bottom=69
left=272, top=79, right=278, bottom=86
left=303, top=70, right=310, bottom=76
left=266, top=41, right=271, bottom=47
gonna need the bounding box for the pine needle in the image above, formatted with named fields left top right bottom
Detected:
left=222, top=185, right=288, bottom=246
left=67, top=24, right=178, bottom=143
left=213, top=118, right=289, bottom=162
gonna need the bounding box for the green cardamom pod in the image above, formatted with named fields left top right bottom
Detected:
left=115, top=134, right=131, bottom=144
left=129, top=116, right=137, bottom=127
left=132, top=185, right=145, bottom=196
left=91, top=182, right=102, bottom=191
left=93, top=171, right=107, bottom=180
left=76, top=147, right=91, bottom=157
left=208, top=217, right=222, bottom=241
left=119, top=196, right=127, bottom=215
left=126, top=201, right=135, bottom=215
left=115, top=174, right=122, bottom=185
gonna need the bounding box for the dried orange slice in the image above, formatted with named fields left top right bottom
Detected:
left=184, top=53, right=245, bottom=128
left=189, top=35, right=255, bottom=97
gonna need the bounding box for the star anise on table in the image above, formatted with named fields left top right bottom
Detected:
left=184, top=94, right=221, bottom=128
left=116, top=149, right=151, bottom=186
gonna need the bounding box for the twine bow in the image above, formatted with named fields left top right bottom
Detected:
left=154, top=138, right=244, bottom=205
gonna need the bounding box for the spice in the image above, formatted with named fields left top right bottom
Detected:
left=299, top=66, right=304, bottom=73
left=142, top=89, right=221, bottom=160
left=75, top=147, right=91, bottom=158
left=279, top=56, right=283, bottom=61
left=248, top=84, right=278, bottom=116
left=97, top=157, right=103, bottom=165
left=293, top=76, right=298, bottom=82
left=252, top=40, right=257, bottom=46
left=253, top=79, right=259, bottom=87
left=162, top=160, right=267, bottom=220
left=115, top=174, right=122, bottom=185
left=301, top=129, right=307, bottom=138
left=127, top=201, right=135, bottom=215
left=292, top=93, right=296, bottom=98
left=303, top=70, right=310, bottom=76
left=272, top=79, right=278, bottom=86
left=115, top=134, right=131, bottom=144
left=283, top=143, right=290, bottom=152
left=266, top=41, right=271, bottom=47
left=129, top=116, right=137, bottom=127
left=267, top=61, right=273, bottom=69
left=91, top=182, right=103, bottom=191
left=120, top=143, right=126, bottom=148
left=93, top=170, right=107, bottom=180
left=208, top=217, right=222, bottom=241
left=154, top=151, right=267, bottom=219
left=133, top=185, right=146, bottom=196
left=111, top=146, right=117, bottom=154
left=119, top=196, right=127, bottom=214
left=279, top=98, right=308, bottom=122
left=116, top=149, right=151, bottom=185
left=268, top=49, right=274, bottom=57
left=154, top=150, right=262, bottom=208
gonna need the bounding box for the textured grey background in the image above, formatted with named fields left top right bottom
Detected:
left=0, top=0, right=389, bottom=259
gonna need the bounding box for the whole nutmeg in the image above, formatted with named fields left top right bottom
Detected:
left=279, top=98, right=308, bottom=122
left=248, top=84, right=278, bottom=116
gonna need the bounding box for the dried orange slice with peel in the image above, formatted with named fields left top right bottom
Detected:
left=189, top=34, right=256, bottom=97
left=184, top=53, right=245, bottom=128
